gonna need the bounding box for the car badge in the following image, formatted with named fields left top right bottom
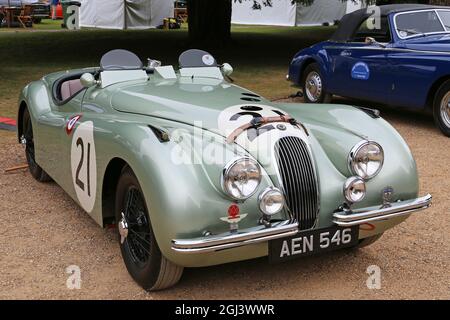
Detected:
left=66, top=115, right=82, bottom=135
left=382, top=186, right=394, bottom=208
left=220, top=204, right=248, bottom=233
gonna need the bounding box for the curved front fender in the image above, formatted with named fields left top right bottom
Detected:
left=92, top=116, right=277, bottom=266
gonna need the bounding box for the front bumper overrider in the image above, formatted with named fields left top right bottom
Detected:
left=171, top=194, right=432, bottom=254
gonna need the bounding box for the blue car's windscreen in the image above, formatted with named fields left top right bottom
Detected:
left=438, top=10, right=450, bottom=31
left=395, top=10, right=448, bottom=38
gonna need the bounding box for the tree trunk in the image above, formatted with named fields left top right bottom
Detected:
left=187, top=0, right=232, bottom=44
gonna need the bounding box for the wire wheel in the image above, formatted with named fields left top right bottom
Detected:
left=440, top=91, right=450, bottom=129
left=122, top=186, right=152, bottom=266
left=305, top=71, right=323, bottom=102
left=24, top=113, right=37, bottom=167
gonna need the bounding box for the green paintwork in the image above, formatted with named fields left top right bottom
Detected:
left=18, top=65, right=419, bottom=268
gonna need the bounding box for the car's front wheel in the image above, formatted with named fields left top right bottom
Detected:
left=22, top=108, right=52, bottom=182
left=302, top=63, right=332, bottom=104
left=115, top=166, right=183, bottom=291
left=433, top=80, right=450, bottom=137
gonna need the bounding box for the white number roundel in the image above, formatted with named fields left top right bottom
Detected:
left=71, top=121, right=97, bottom=213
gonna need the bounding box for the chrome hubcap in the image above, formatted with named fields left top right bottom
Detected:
left=441, top=92, right=450, bottom=128
left=305, top=72, right=323, bottom=102
left=118, top=212, right=128, bottom=244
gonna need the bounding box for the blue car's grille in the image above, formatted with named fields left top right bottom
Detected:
left=275, top=136, right=319, bottom=230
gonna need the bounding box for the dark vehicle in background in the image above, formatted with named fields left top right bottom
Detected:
left=0, top=0, right=50, bottom=25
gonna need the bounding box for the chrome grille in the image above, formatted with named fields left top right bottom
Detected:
left=275, top=136, right=319, bottom=230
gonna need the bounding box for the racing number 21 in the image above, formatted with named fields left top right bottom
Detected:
left=75, top=137, right=91, bottom=197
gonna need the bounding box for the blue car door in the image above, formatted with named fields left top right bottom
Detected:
left=325, top=16, right=392, bottom=104
left=387, top=44, right=440, bottom=109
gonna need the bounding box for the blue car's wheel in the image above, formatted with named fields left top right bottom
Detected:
left=115, top=166, right=183, bottom=291
left=433, top=80, right=450, bottom=137
left=302, top=63, right=332, bottom=104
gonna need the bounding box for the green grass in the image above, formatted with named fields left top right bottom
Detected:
left=0, top=23, right=334, bottom=118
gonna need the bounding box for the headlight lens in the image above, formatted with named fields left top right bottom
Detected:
left=222, top=158, right=261, bottom=200
left=343, top=176, right=366, bottom=203
left=349, top=141, right=384, bottom=180
left=259, top=187, right=285, bottom=216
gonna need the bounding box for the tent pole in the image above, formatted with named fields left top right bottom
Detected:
left=124, top=0, right=127, bottom=29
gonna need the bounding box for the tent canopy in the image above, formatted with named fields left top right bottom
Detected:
left=79, top=0, right=173, bottom=30
left=232, top=0, right=365, bottom=27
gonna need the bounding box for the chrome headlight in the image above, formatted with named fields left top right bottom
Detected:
left=343, top=176, right=366, bottom=204
left=348, top=141, right=384, bottom=180
left=259, top=187, right=285, bottom=216
left=221, top=157, right=261, bottom=201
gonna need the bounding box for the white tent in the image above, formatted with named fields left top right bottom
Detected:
left=79, top=0, right=174, bottom=30
left=232, top=0, right=365, bottom=27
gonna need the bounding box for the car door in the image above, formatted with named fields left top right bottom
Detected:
left=37, top=77, right=84, bottom=191
left=325, top=16, right=392, bottom=104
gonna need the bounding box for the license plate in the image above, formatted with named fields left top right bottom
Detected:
left=269, top=225, right=359, bottom=263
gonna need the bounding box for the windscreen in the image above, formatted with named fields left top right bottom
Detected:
left=438, top=10, right=450, bottom=31
left=100, top=49, right=143, bottom=71
left=395, top=10, right=445, bottom=38
left=178, top=49, right=217, bottom=68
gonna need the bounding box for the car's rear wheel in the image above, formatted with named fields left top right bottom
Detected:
left=302, top=63, right=332, bottom=103
left=22, top=108, right=52, bottom=182
left=115, top=166, right=183, bottom=291
left=433, top=80, right=450, bottom=137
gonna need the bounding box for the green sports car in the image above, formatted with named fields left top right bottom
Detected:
left=17, top=49, right=432, bottom=290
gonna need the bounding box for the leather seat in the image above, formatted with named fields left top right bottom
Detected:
left=60, top=79, right=83, bottom=101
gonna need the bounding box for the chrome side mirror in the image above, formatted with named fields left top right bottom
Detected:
left=221, top=63, right=233, bottom=76
left=80, top=73, right=98, bottom=88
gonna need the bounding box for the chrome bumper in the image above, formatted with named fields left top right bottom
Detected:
left=333, top=194, right=432, bottom=227
left=171, top=194, right=432, bottom=254
left=171, top=220, right=299, bottom=254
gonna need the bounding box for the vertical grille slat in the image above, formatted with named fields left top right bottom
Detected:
left=275, top=137, right=319, bottom=230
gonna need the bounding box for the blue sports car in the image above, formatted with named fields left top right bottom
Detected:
left=288, top=4, right=450, bottom=137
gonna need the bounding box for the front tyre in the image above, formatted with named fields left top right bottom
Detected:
left=115, top=166, right=183, bottom=291
left=433, top=80, right=450, bottom=137
left=302, top=63, right=332, bottom=104
left=22, top=108, right=52, bottom=182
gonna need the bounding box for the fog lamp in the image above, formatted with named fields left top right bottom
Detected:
left=259, top=187, right=285, bottom=216
left=343, top=177, right=366, bottom=204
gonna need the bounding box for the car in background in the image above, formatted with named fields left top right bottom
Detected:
left=288, top=4, right=450, bottom=137
left=0, top=0, right=50, bottom=24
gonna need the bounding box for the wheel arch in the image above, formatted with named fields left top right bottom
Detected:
left=299, top=57, right=319, bottom=85
left=426, top=75, right=450, bottom=110
left=17, top=101, right=28, bottom=143
left=101, top=157, right=129, bottom=226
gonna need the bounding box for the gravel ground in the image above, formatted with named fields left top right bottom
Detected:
left=0, top=100, right=448, bottom=300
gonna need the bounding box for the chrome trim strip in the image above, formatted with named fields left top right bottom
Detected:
left=333, top=194, right=432, bottom=226
left=323, top=45, right=450, bottom=55
left=171, top=221, right=299, bottom=254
